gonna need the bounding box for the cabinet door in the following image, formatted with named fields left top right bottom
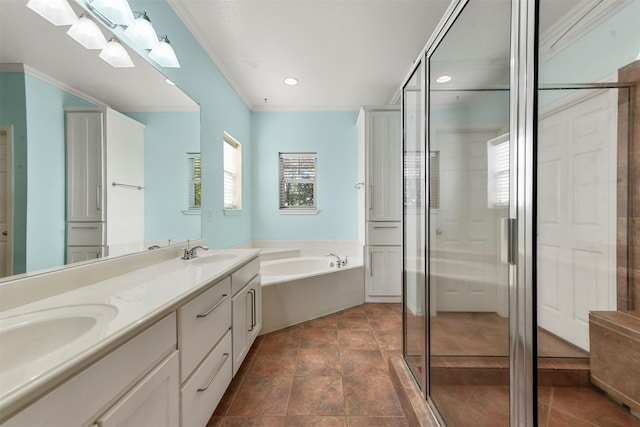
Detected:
left=96, top=351, right=179, bottom=427
left=66, top=246, right=105, bottom=264
left=366, top=246, right=402, bottom=299
left=248, top=277, right=262, bottom=343
left=232, top=287, right=250, bottom=376
left=66, top=112, right=104, bottom=222
left=367, top=111, right=401, bottom=222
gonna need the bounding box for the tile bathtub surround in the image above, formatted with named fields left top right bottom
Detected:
left=207, top=303, right=407, bottom=426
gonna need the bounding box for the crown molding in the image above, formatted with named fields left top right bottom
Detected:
left=1, top=63, right=108, bottom=108
left=167, top=0, right=253, bottom=109
left=539, top=0, right=631, bottom=61
left=250, top=104, right=360, bottom=113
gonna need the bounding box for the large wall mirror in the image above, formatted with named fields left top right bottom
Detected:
left=0, top=0, right=201, bottom=280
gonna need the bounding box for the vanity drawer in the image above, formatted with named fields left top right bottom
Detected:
left=180, top=331, right=232, bottom=427
left=178, top=277, right=231, bottom=382
left=231, top=257, right=260, bottom=295
left=367, top=222, right=402, bottom=245
left=66, top=222, right=105, bottom=245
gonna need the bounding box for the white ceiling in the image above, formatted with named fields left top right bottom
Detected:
left=0, top=0, right=198, bottom=112
left=169, top=0, right=452, bottom=111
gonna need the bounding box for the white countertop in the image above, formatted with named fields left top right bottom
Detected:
left=0, top=249, right=260, bottom=418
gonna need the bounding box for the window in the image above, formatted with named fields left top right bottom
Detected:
left=187, top=153, right=201, bottom=211
left=404, top=151, right=439, bottom=209
left=223, top=132, right=242, bottom=210
left=487, top=133, right=509, bottom=207
left=279, top=152, right=317, bottom=213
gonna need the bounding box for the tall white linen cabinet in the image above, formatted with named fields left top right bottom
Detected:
left=65, top=107, right=145, bottom=263
left=357, top=106, right=402, bottom=302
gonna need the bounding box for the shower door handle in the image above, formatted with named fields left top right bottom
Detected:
left=501, top=218, right=517, bottom=265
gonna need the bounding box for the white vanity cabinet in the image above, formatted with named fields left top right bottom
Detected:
left=357, top=107, right=402, bottom=302
left=2, top=314, right=178, bottom=427
left=231, top=258, right=261, bottom=375
left=178, top=277, right=233, bottom=427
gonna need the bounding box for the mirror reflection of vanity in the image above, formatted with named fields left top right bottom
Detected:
left=0, top=0, right=201, bottom=279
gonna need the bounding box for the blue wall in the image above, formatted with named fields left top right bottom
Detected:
left=0, top=72, right=94, bottom=273
left=251, top=111, right=359, bottom=240
left=125, top=111, right=201, bottom=241
left=24, top=75, right=94, bottom=272
left=125, top=1, right=253, bottom=249
left=539, top=0, right=640, bottom=85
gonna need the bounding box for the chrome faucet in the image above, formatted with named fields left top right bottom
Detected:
left=148, top=245, right=161, bottom=250
left=326, top=253, right=348, bottom=268
left=182, top=243, right=209, bottom=260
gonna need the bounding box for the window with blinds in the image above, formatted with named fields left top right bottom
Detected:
left=404, top=151, right=438, bottom=209
left=487, top=133, right=510, bottom=207
left=187, top=153, right=201, bottom=210
left=224, top=133, right=242, bottom=210
left=279, top=152, right=317, bottom=212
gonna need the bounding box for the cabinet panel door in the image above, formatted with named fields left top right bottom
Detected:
left=248, top=277, right=262, bottom=342
left=367, top=246, right=402, bottom=298
left=66, top=112, right=104, bottom=222
left=66, top=246, right=105, bottom=264
left=368, top=111, right=401, bottom=222
left=97, top=352, right=179, bottom=427
left=232, top=288, right=250, bottom=376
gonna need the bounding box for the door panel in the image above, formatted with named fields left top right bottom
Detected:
left=537, top=89, right=617, bottom=351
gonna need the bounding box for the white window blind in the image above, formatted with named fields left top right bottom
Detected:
left=187, top=153, right=201, bottom=210
left=223, top=133, right=242, bottom=210
left=487, top=133, right=510, bottom=207
left=279, top=152, right=317, bottom=211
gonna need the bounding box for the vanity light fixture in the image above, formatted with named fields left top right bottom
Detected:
left=436, top=75, right=452, bottom=83
left=99, top=37, right=135, bottom=68
left=67, top=14, right=108, bottom=50
left=87, top=0, right=134, bottom=27
left=284, top=77, right=298, bottom=86
left=149, top=36, right=180, bottom=68
left=26, top=0, right=78, bottom=26
left=123, top=12, right=159, bottom=50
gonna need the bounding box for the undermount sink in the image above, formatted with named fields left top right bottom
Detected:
left=0, top=304, right=117, bottom=373
left=190, top=253, right=237, bottom=265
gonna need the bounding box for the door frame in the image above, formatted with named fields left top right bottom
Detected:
left=0, top=124, right=13, bottom=277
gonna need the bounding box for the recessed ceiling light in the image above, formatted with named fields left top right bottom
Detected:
left=284, top=77, right=298, bottom=86
left=165, top=78, right=175, bottom=86
left=436, top=75, right=452, bottom=83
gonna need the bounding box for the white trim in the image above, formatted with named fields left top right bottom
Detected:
left=1, top=63, right=107, bottom=108
left=251, top=104, right=361, bottom=113
left=181, top=209, right=201, bottom=216
left=278, top=209, right=319, bottom=215
left=167, top=0, right=253, bottom=109
left=539, top=0, right=631, bottom=61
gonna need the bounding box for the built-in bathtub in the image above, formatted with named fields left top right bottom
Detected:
left=261, top=256, right=364, bottom=333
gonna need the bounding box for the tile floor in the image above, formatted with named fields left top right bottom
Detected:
left=208, top=303, right=640, bottom=426
left=207, top=303, right=407, bottom=426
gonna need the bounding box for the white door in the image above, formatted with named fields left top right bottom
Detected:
left=366, top=245, right=402, bottom=299
left=66, top=112, right=104, bottom=222
left=368, top=111, right=402, bottom=222
left=432, top=127, right=501, bottom=312
left=0, top=125, right=12, bottom=277
left=537, top=90, right=617, bottom=351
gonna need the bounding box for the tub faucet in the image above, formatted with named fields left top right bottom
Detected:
left=182, top=245, right=209, bottom=260
left=326, top=253, right=348, bottom=268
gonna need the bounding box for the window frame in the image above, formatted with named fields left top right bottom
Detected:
left=186, top=152, right=201, bottom=214
left=278, top=152, right=318, bottom=214
left=223, top=132, right=243, bottom=212
left=487, top=133, right=510, bottom=208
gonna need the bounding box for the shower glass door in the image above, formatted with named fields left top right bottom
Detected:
left=426, top=1, right=512, bottom=425
left=403, top=61, right=426, bottom=392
